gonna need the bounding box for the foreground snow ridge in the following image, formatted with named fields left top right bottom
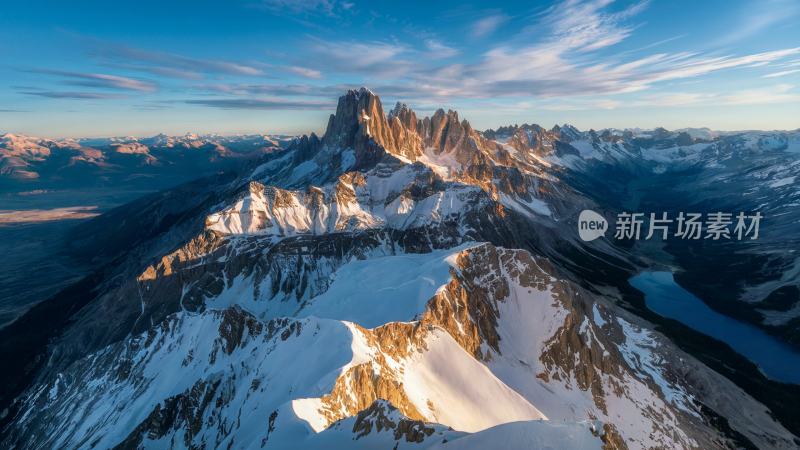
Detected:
left=11, top=244, right=623, bottom=449
left=11, top=241, right=743, bottom=449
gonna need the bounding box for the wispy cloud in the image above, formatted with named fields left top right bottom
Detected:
left=256, top=0, right=353, bottom=16
left=617, top=33, right=687, bottom=56
left=198, top=83, right=342, bottom=96
left=286, top=66, right=323, bottom=79
left=763, top=69, right=800, bottom=78
left=178, top=0, right=800, bottom=115
left=26, top=0, right=800, bottom=118
left=21, top=90, right=127, bottom=99
left=424, top=39, right=460, bottom=58
left=296, top=35, right=461, bottom=79
left=534, top=0, right=647, bottom=52
left=341, top=0, right=800, bottom=106
left=471, top=14, right=508, bottom=38
left=92, top=43, right=264, bottom=78
left=110, top=63, right=203, bottom=80
left=304, top=38, right=411, bottom=75
left=132, top=102, right=173, bottom=111
left=185, top=98, right=333, bottom=110
left=26, top=69, right=157, bottom=92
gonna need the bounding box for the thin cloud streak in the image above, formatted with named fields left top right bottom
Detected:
left=287, top=66, right=323, bottom=78
left=196, top=83, right=348, bottom=97
left=256, top=0, right=353, bottom=17
left=91, top=43, right=264, bottom=78
left=185, top=98, right=333, bottom=110
left=21, top=90, right=127, bottom=99
left=25, top=69, right=157, bottom=92
left=764, top=69, right=800, bottom=78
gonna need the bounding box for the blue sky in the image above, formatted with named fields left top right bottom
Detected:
left=2, top=0, right=799, bottom=137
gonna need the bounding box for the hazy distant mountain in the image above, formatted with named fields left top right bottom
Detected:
left=0, top=132, right=294, bottom=191
left=1, top=88, right=799, bottom=449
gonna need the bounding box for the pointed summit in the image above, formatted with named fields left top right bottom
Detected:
left=551, top=124, right=581, bottom=142
left=323, top=87, right=389, bottom=149
left=321, top=88, right=424, bottom=161
left=317, top=88, right=502, bottom=171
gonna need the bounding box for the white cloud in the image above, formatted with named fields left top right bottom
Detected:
left=185, top=98, right=332, bottom=110
left=27, top=69, right=158, bottom=92
left=424, top=39, right=460, bottom=58
left=75, top=73, right=157, bottom=92
left=374, top=1, right=800, bottom=104
left=94, top=43, right=264, bottom=78
left=540, top=0, right=647, bottom=52
left=635, top=48, right=800, bottom=85
left=471, top=14, right=508, bottom=38
left=287, top=66, right=323, bottom=78
left=21, top=90, right=128, bottom=99
left=301, top=38, right=413, bottom=78
left=115, top=0, right=800, bottom=116
left=763, top=69, right=800, bottom=78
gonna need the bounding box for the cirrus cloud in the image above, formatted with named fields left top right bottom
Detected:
left=185, top=98, right=333, bottom=110
left=21, top=90, right=127, bottom=99
left=25, top=69, right=157, bottom=92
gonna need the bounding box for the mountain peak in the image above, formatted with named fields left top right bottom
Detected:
left=352, top=86, right=374, bottom=99
left=322, top=87, right=385, bottom=148
left=388, top=101, right=411, bottom=119
left=317, top=88, right=497, bottom=169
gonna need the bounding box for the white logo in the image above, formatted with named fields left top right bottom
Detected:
left=578, top=210, right=762, bottom=242
left=578, top=209, right=608, bottom=242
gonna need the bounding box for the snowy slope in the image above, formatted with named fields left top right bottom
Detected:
left=206, top=164, right=485, bottom=237
left=429, top=420, right=603, bottom=450
left=401, top=329, right=547, bottom=432
left=298, top=244, right=477, bottom=327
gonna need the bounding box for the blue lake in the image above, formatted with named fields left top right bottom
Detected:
left=630, top=271, right=800, bottom=384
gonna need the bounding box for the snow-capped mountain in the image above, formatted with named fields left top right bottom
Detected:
left=488, top=122, right=800, bottom=347
left=1, top=88, right=798, bottom=449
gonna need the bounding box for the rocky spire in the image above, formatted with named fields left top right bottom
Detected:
left=415, top=108, right=501, bottom=169
left=323, top=87, right=396, bottom=153
left=387, top=102, right=423, bottom=160
left=320, top=88, right=500, bottom=170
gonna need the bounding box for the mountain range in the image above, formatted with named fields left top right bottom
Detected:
left=1, top=87, right=798, bottom=449
left=0, top=132, right=293, bottom=191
